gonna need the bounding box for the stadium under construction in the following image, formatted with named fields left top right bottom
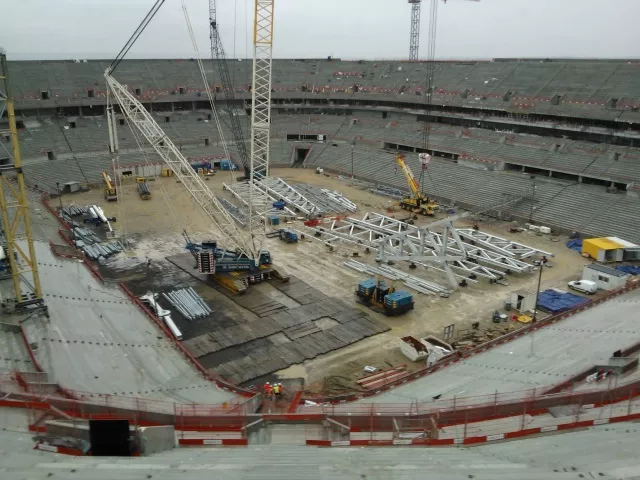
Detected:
left=0, top=0, right=639, bottom=477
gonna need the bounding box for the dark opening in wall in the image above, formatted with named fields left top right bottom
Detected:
left=301, top=85, right=307, bottom=92
left=382, top=111, right=388, bottom=119
left=207, top=113, right=212, bottom=121
left=165, top=116, right=171, bottom=123
left=88, top=89, right=95, bottom=98
left=135, top=87, right=142, bottom=95
left=69, top=121, right=77, bottom=129
left=0, top=157, right=10, bottom=165
left=47, top=150, right=55, bottom=160
left=204, top=138, right=210, bottom=146
left=179, top=87, right=185, bottom=95
left=41, top=90, right=49, bottom=100
left=352, top=84, right=359, bottom=93
left=119, top=118, right=125, bottom=126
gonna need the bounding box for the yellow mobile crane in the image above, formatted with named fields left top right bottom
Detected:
left=102, top=171, right=118, bottom=201
left=395, top=153, right=438, bottom=216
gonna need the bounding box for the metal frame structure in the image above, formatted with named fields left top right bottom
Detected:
left=248, top=0, right=274, bottom=238
left=408, top=0, right=421, bottom=61
left=105, top=74, right=260, bottom=260
left=223, top=180, right=297, bottom=217
left=0, top=52, right=43, bottom=306
left=456, top=228, right=553, bottom=259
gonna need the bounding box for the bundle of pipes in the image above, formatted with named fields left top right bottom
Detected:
left=71, top=227, right=122, bottom=262
left=61, top=205, right=90, bottom=217
left=162, top=287, right=211, bottom=321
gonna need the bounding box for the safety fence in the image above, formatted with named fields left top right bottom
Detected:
left=306, top=398, right=640, bottom=447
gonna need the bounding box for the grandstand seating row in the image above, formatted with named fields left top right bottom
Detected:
left=8, top=59, right=640, bottom=122
left=18, top=136, right=640, bottom=244
left=12, top=113, right=640, bottom=184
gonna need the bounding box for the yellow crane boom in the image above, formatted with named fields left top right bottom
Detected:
left=102, top=171, right=117, bottom=202
left=395, top=153, right=438, bottom=216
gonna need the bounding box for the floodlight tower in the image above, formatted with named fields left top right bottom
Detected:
left=408, top=0, right=421, bottom=61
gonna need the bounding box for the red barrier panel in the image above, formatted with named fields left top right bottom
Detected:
left=178, top=438, right=248, bottom=446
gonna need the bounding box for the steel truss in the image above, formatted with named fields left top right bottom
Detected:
left=361, top=213, right=533, bottom=274
left=300, top=213, right=507, bottom=281
left=223, top=180, right=297, bottom=217
left=408, top=0, right=421, bottom=61
left=106, top=74, right=259, bottom=260
left=456, top=228, right=553, bottom=259
left=248, top=0, right=274, bottom=240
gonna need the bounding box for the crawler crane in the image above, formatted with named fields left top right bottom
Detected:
left=395, top=153, right=439, bottom=216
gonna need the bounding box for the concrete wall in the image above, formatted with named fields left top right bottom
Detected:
left=138, top=425, right=176, bottom=455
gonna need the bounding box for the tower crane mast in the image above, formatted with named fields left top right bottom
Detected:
left=209, top=0, right=251, bottom=179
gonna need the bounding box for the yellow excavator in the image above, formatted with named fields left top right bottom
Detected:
left=102, top=171, right=118, bottom=202
left=395, top=153, right=438, bottom=216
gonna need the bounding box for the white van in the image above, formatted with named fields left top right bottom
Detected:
left=567, top=279, right=598, bottom=295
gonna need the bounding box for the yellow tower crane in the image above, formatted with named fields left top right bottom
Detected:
left=0, top=51, right=43, bottom=308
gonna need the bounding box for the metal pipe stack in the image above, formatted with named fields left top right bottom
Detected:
left=162, top=287, right=211, bottom=321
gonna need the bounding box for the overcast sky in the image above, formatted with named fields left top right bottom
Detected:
left=3, top=0, right=639, bottom=61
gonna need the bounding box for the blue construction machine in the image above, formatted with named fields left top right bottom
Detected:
left=356, top=277, right=414, bottom=316
left=182, top=230, right=271, bottom=274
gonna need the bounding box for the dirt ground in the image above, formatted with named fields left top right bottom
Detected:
left=60, top=167, right=593, bottom=392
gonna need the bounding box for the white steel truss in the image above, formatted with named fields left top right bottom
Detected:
left=105, top=73, right=259, bottom=261
left=299, top=213, right=506, bottom=281
left=360, top=213, right=533, bottom=274
left=258, top=177, right=318, bottom=214
left=456, top=228, right=553, bottom=259
left=223, top=180, right=297, bottom=217
left=248, top=0, right=274, bottom=244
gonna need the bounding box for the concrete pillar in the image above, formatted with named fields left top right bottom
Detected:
left=192, top=101, right=196, bottom=111
left=78, top=106, right=82, bottom=117
left=578, top=176, right=583, bottom=184
left=171, top=102, right=175, bottom=112
left=549, top=170, right=553, bottom=177
left=521, top=166, right=526, bottom=172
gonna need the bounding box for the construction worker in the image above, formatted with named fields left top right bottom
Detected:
left=272, top=383, right=280, bottom=400
left=263, top=382, right=272, bottom=400
left=277, top=383, right=285, bottom=398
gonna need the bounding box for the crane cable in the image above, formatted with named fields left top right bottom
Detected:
left=182, top=1, right=234, bottom=179
left=109, top=0, right=166, bottom=75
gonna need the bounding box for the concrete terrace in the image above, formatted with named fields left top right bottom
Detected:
left=7, top=58, right=640, bottom=122
left=0, top=420, right=639, bottom=479
left=20, top=240, right=240, bottom=405
left=347, top=287, right=640, bottom=405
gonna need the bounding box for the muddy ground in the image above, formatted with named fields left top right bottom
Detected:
left=59, top=167, right=592, bottom=393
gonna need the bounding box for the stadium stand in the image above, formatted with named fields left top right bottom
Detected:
left=2, top=58, right=639, bottom=244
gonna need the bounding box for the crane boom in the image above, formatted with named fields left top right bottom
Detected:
left=104, top=73, right=260, bottom=262
left=395, top=154, right=421, bottom=198
left=209, top=0, right=251, bottom=178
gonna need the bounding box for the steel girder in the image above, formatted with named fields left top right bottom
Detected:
left=223, top=181, right=296, bottom=218
left=258, top=177, right=318, bottom=214
left=456, top=228, right=554, bottom=259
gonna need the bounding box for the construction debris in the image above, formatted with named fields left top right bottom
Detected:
left=452, top=323, right=518, bottom=351
left=162, top=287, right=212, bottom=321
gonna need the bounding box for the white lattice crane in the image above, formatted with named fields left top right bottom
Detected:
left=407, top=0, right=480, bottom=61
left=104, top=0, right=275, bottom=269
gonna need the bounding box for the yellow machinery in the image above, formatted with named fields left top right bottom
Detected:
left=395, top=153, right=438, bottom=216
left=136, top=177, right=151, bottom=200
left=102, top=171, right=118, bottom=201
left=161, top=167, right=173, bottom=177
left=0, top=52, right=43, bottom=307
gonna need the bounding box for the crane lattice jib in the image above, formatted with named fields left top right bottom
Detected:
left=396, top=154, right=421, bottom=198
left=248, top=0, right=274, bottom=247
left=209, top=0, right=251, bottom=178
left=105, top=73, right=259, bottom=262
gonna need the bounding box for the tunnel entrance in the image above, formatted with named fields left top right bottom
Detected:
left=293, top=146, right=311, bottom=165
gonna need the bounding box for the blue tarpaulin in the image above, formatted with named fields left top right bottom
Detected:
left=566, top=239, right=583, bottom=252
left=536, top=289, right=590, bottom=314
left=616, top=265, right=640, bottom=275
